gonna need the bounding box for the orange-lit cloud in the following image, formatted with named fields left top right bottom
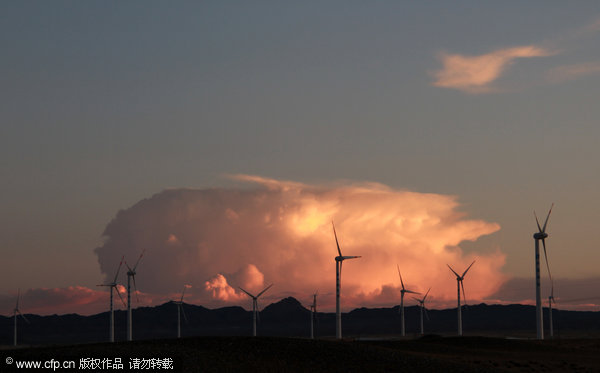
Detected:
left=433, top=45, right=555, bottom=93
left=94, top=175, right=507, bottom=311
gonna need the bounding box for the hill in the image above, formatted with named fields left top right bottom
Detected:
left=1, top=298, right=600, bottom=345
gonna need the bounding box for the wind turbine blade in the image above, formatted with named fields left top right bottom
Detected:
left=541, top=238, right=553, bottom=284
left=423, top=287, right=431, bottom=301
left=238, top=287, right=255, bottom=298
left=542, top=203, right=554, bottom=233
left=332, top=221, right=343, bottom=257
left=424, top=307, right=430, bottom=321
left=133, top=249, right=145, bottom=271
left=405, top=289, right=420, bottom=295
left=397, top=264, right=405, bottom=290
left=462, top=260, right=476, bottom=278
left=534, top=210, right=543, bottom=232
left=180, top=286, right=187, bottom=302
left=115, top=285, right=127, bottom=308
left=339, top=260, right=343, bottom=283
left=132, top=275, right=139, bottom=303
left=125, top=261, right=133, bottom=272
left=447, top=264, right=460, bottom=278
left=180, top=304, right=189, bottom=324
left=461, top=280, right=468, bottom=307
left=257, top=283, right=273, bottom=298
left=412, top=296, right=420, bottom=302
left=18, top=311, right=30, bottom=324
left=113, top=256, right=125, bottom=283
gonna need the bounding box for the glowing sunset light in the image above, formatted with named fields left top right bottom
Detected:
left=92, top=175, right=506, bottom=311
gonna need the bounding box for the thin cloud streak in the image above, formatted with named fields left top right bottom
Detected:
left=433, top=46, right=555, bottom=93
left=546, top=62, right=600, bottom=83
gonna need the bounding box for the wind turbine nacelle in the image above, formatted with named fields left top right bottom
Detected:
left=533, top=232, right=548, bottom=240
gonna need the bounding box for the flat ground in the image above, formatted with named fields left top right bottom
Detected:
left=3, top=336, right=599, bottom=372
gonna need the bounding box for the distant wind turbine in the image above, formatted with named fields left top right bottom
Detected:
left=13, top=289, right=29, bottom=346
left=309, top=292, right=317, bottom=339
left=125, top=249, right=145, bottom=341
left=447, top=260, right=476, bottom=336
left=533, top=204, right=553, bottom=340
left=332, top=222, right=361, bottom=339
left=174, top=285, right=191, bottom=338
left=413, top=287, right=431, bottom=335
left=239, top=284, right=273, bottom=337
left=96, top=256, right=126, bottom=342
left=397, top=265, right=419, bottom=337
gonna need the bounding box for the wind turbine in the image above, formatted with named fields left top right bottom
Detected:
left=96, top=256, right=126, bottom=342
left=174, top=285, right=190, bottom=338
left=413, top=287, right=431, bottom=335
left=447, top=260, right=475, bottom=336
left=238, top=284, right=273, bottom=337
left=397, top=265, right=419, bottom=336
left=332, top=222, right=361, bottom=339
left=13, top=289, right=29, bottom=346
left=125, top=249, right=145, bottom=341
left=533, top=204, right=553, bottom=340
left=309, top=292, right=317, bottom=339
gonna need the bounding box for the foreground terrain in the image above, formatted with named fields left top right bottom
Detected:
left=3, top=336, right=600, bottom=372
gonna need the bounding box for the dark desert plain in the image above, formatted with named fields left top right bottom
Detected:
left=3, top=335, right=600, bottom=372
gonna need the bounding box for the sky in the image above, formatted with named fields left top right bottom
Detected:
left=1, top=1, right=600, bottom=316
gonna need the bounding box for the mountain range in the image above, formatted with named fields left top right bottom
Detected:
left=2, top=298, right=600, bottom=345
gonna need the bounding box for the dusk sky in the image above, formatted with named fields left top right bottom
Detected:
left=2, top=2, right=600, bottom=315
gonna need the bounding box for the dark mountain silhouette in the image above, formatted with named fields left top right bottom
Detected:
left=2, top=299, right=599, bottom=345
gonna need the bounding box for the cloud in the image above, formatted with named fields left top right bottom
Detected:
left=489, top=276, right=600, bottom=311
left=546, top=62, right=600, bottom=83
left=94, top=175, right=505, bottom=312
left=433, top=46, right=555, bottom=93
left=0, top=287, right=108, bottom=316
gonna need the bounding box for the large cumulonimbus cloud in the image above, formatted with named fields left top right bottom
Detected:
left=94, top=175, right=506, bottom=310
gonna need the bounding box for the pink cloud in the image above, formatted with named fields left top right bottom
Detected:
left=94, top=175, right=506, bottom=311
left=433, top=45, right=555, bottom=93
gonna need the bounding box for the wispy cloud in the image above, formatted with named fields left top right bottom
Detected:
left=547, top=62, right=600, bottom=83
left=433, top=46, right=555, bottom=93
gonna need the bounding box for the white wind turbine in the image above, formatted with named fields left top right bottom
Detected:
left=125, top=249, right=145, bottom=341
left=309, top=292, right=317, bottom=339
left=174, top=285, right=190, bottom=338
left=13, top=289, right=29, bottom=346
left=238, top=284, right=273, bottom=337
left=533, top=204, right=553, bottom=340
left=97, top=256, right=126, bottom=342
left=397, top=265, right=419, bottom=337
left=332, top=222, right=361, bottom=340
left=413, top=287, right=431, bottom=335
left=447, top=260, right=476, bottom=336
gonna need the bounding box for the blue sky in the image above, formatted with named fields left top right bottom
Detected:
left=2, top=2, right=600, bottom=313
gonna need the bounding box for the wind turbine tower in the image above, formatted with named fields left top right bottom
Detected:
left=125, top=250, right=145, bottom=342
left=332, top=222, right=361, bottom=339
left=13, top=289, right=29, bottom=346
left=309, top=292, right=317, bottom=339
left=97, top=256, right=126, bottom=342
left=239, top=284, right=273, bottom=337
left=447, top=260, right=475, bottom=336
left=397, top=265, right=419, bottom=337
left=533, top=204, right=553, bottom=340
left=413, top=287, right=431, bottom=335
left=175, top=285, right=190, bottom=338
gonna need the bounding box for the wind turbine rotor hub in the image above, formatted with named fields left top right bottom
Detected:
left=533, top=232, right=548, bottom=239
left=335, top=256, right=343, bottom=261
